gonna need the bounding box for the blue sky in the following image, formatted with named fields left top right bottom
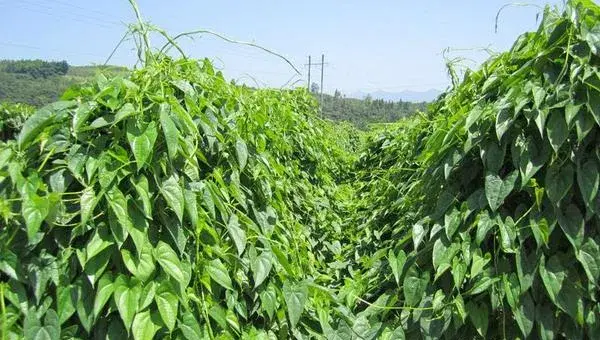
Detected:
left=0, top=0, right=563, bottom=94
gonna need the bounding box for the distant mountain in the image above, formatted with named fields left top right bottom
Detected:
left=351, top=89, right=443, bottom=102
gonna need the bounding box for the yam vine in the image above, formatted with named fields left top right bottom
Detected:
left=1, top=0, right=600, bottom=339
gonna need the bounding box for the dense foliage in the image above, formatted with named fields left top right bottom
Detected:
left=0, top=63, right=129, bottom=107
left=318, top=91, right=428, bottom=129
left=345, top=0, right=600, bottom=338
left=0, top=54, right=355, bottom=338
left=0, top=60, right=69, bottom=79
left=1, top=0, right=600, bottom=339
left=0, top=102, right=34, bottom=141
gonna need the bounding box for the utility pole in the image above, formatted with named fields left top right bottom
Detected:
left=305, top=54, right=328, bottom=108
left=320, top=54, right=324, bottom=103
left=307, top=55, right=311, bottom=91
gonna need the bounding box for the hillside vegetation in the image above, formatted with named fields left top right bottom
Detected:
left=318, top=91, right=428, bottom=129
left=0, top=60, right=128, bottom=106
left=0, top=59, right=426, bottom=128
left=0, top=0, right=599, bottom=339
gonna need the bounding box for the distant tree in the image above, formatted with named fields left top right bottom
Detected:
left=313, top=91, right=428, bottom=129
left=311, top=82, right=320, bottom=94
left=1, top=59, right=69, bottom=78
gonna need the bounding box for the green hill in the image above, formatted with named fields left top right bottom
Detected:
left=0, top=59, right=128, bottom=106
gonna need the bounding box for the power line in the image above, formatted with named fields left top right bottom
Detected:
left=0, top=41, right=108, bottom=60
left=42, top=0, right=123, bottom=22
left=0, top=2, right=120, bottom=29
left=25, top=0, right=121, bottom=27
left=20, top=0, right=123, bottom=26
left=21, top=0, right=121, bottom=25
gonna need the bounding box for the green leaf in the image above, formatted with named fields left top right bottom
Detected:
left=84, top=251, right=111, bottom=288
left=547, top=110, right=568, bottom=152
left=534, top=108, right=549, bottom=138
left=72, top=101, right=95, bottom=131
left=587, top=88, right=600, bottom=125
left=412, top=221, right=426, bottom=250
left=565, top=102, right=581, bottom=126
left=485, top=170, right=518, bottom=211
left=283, top=281, right=308, bottom=328
left=483, top=142, right=505, bottom=173
left=403, top=267, right=428, bottom=306
left=22, top=194, right=49, bottom=241
left=470, top=251, right=491, bottom=278
left=557, top=204, right=584, bottom=251
left=536, top=303, right=555, bottom=340
left=106, top=317, right=127, bottom=339
left=388, top=249, right=406, bottom=286
left=18, top=106, right=56, bottom=149
left=577, top=158, right=599, bottom=207
left=475, top=211, right=494, bottom=244
left=503, top=274, right=520, bottom=310
left=452, top=257, right=467, bottom=291
left=514, top=292, right=535, bottom=338
left=113, top=275, right=141, bottom=331
left=545, top=161, right=574, bottom=204
left=251, top=251, right=273, bottom=288
left=106, top=186, right=132, bottom=246
left=179, top=311, right=202, bottom=340
left=235, top=138, right=248, bottom=170
left=139, top=282, right=157, bottom=311
left=75, top=279, right=94, bottom=333
left=226, top=214, right=246, bottom=256
left=516, top=249, right=537, bottom=292
left=519, top=136, right=549, bottom=185
left=154, top=241, right=184, bottom=283
left=161, top=175, right=184, bottom=223
left=498, top=216, right=517, bottom=253
left=539, top=255, right=580, bottom=320
left=57, top=285, right=76, bottom=325
left=93, top=273, right=115, bottom=319
left=206, top=258, right=233, bottom=290
left=85, top=225, right=113, bottom=259
left=532, top=84, right=545, bottom=108
left=467, top=276, right=500, bottom=296
left=159, top=103, right=180, bottom=160
left=272, top=244, right=295, bottom=276
left=132, top=310, right=160, bottom=340
left=155, top=287, right=178, bottom=332
left=113, top=103, right=136, bottom=124
left=444, top=208, right=461, bottom=239
left=530, top=216, right=550, bottom=247
left=467, top=302, right=488, bottom=337
left=80, top=186, right=97, bottom=226
left=260, top=283, right=278, bottom=320
left=122, top=242, right=155, bottom=282
left=575, top=110, right=594, bottom=142
left=539, top=255, right=565, bottom=304
left=381, top=326, right=405, bottom=340
left=208, top=305, right=227, bottom=330
left=183, top=189, right=198, bottom=228
left=24, top=308, right=60, bottom=340
left=496, top=108, right=513, bottom=141
left=577, top=238, right=600, bottom=282
left=172, top=79, right=196, bottom=97
left=127, top=120, right=158, bottom=170
left=131, top=175, right=152, bottom=220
